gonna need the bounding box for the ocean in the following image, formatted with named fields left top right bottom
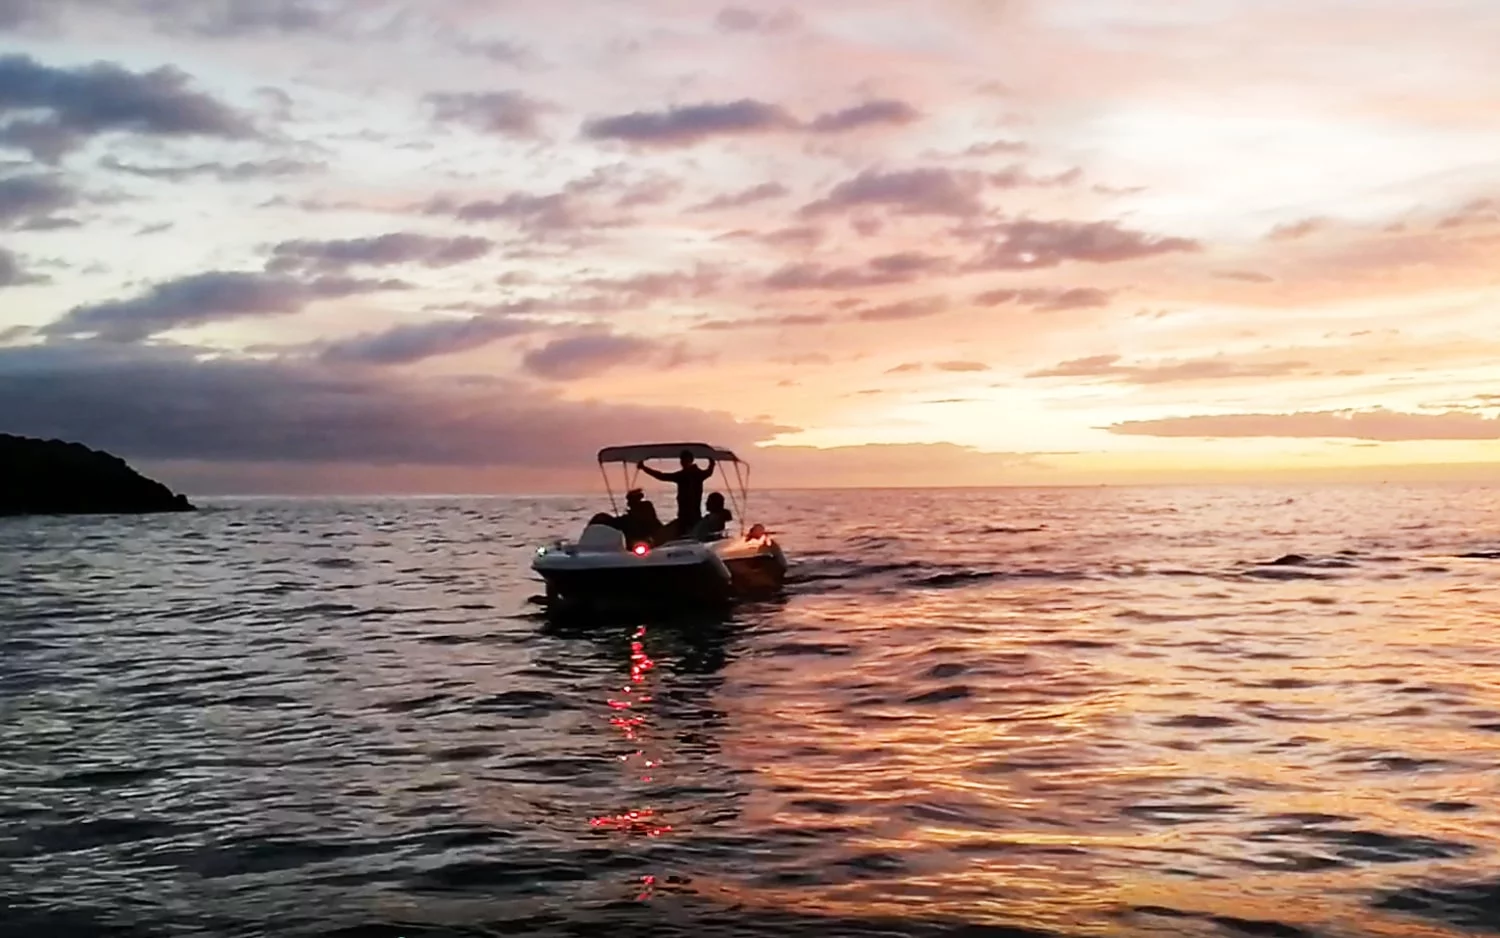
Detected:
left=3, top=484, right=1500, bottom=938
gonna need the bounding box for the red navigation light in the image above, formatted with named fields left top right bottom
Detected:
left=633, top=543, right=649, bottom=556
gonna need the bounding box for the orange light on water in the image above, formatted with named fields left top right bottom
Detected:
left=588, top=809, right=673, bottom=837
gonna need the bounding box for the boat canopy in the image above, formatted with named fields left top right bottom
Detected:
left=595, top=442, right=753, bottom=532
left=597, top=442, right=741, bottom=464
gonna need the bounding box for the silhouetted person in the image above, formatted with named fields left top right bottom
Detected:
left=588, top=488, right=662, bottom=546
left=619, top=488, right=662, bottom=545
left=691, top=491, right=733, bottom=540
left=638, top=449, right=715, bottom=529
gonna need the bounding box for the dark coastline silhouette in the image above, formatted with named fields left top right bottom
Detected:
left=1, top=434, right=194, bottom=517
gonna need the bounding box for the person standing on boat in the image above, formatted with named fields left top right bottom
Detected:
left=638, top=449, right=716, bottom=530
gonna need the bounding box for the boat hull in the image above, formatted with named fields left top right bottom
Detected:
left=532, top=535, right=786, bottom=613
left=536, top=557, right=734, bottom=608
left=720, top=540, right=788, bottom=596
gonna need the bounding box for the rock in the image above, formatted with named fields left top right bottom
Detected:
left=0, top=434, right=195, bottom=517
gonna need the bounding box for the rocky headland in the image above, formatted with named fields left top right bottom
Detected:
left=1, top=434, right=195, bottom=516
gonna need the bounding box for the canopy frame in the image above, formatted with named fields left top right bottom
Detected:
left=596, top=442, right=751, bottom=537
left=597, top=442, right=740, bottom=465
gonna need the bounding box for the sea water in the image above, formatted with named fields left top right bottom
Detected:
left=4, top=484, right=1500, bottom=937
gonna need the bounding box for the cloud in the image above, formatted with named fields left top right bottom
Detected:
left=714, top=7, right=800, bottom=34
left=764, top=252, right=950, bottom=290
left=522, top=330, right=661, bottom=380
left=689, top=181, right=789, bottom=212
left=581, top=95, right=921, bottom=148
left=424, top=191, right=590, bottom=232
left=989, top=165, right=1082, bottom=189
left=1268, top=217, right=1327, bottom=241
left=1027, top=354, right=1119, bottom=378
left=425, top=91, right=550, bottom=137
left=582, top=266, right=722, bottom=300
left=969, top=219, right=1200, bottom=270
left=453, top=38, right=537, bottom=67
left=962, top=139, right=1030, bottom=157
left=0, top=245, right=46, bottom=286
left=695, top=311, right=829, bottom=331
left=808, top=99, right=922, bottom=133
left=614, top=176, right=681, bottom=208
left=138, top=0, right=335, bottom=38
left=801, top=168, right=987, bottom=218
left=318, top=315, right=536, bottom=365
left=1212, top=270, right=1275, bottom=283
left=1027, top=354, right=1309, bottom=384
left=934, top=360, right=989, bottom=372
left=0, top=341, right=783, bottom=468
left=582, top=99, right=795, bottom=147
left=972, top=286, right=1112, bottom=311
left=0, top=173, right=76, bottom=228
left=1, top=0, right=345, bottom=38
left=42, top=271, right=408, bottom=342
left=854, top=296, right=949, bottom=322
left=99, top=155, right=322, bottom=182
left=1108, top=408, right=1500, bottom=441
left=1437, top=197, right=1500, bottom=229
left=754, top=224, right=823, bottom=247
left=751, top=442, right=1044, bottom=488
left=0, top=0, right=46, bottom=29
left=0, top=53, right=252, bottom=161
left=885, top=362, right=923, bottom=374
left=266, top=233, right=494, bottom=272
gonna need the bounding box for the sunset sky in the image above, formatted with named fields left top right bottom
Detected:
left=2, top=0, right=1499, bottom=492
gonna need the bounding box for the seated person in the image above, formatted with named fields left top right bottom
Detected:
left=690, top=492, right=733, bottom=540
left=618, top=488, right=663, bottom=545
left=587, top=488, right=662, bottom=546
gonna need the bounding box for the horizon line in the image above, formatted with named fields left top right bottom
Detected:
left=185, top=477, right=1499, bottom=499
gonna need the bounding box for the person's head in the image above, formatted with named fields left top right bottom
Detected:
left=678, top=448, right=695, bottom=468
left=626, top=488, right=644, bottom=506
left=705, top=492, right=725, bottom=513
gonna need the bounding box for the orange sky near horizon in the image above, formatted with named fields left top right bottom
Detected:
left=1, top=0, right=1498, bottom=493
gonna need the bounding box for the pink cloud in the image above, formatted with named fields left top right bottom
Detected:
left=800, top=168, right=988, bottom=218
left=972, top=286, right=1111, bottom=310
left=1109, top=408, right=1500, bottom=441
left=764, top=252, right=950, bottom=289
left=689, top=181, right=789, bottom=212
left=853, top=296, right=949, bottom=322
left=1029, top=354, right=1309, bottom=384
left=1267, top=217, right=1328, bottom=241
left=808, top=99, right=921, bottom=133
left=969, top=219, right=1200, bottom=270
left=522, top=330, right=660, bottom=380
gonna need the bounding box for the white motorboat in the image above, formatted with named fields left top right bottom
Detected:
left=532, top=442, right=788, bottom=611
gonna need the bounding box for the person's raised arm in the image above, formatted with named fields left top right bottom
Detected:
left=703, top=457, right=717, bottom=478
left=638, top=461, right=670, bottom=481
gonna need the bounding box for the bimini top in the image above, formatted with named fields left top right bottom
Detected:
left=597, top=442, right=741, bottom=464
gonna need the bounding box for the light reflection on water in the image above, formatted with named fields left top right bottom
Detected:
left=3, top=485, right=1500, bottom=936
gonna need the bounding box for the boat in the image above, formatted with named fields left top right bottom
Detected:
left=532, top=442, right=788, bottom=612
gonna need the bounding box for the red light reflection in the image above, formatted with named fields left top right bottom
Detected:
left=589, top=808, right=673, bottom=837
left=590, top=624, right=672, bottom=871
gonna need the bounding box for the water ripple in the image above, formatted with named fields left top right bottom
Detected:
left=2, top=485, right=1500, bottom=936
